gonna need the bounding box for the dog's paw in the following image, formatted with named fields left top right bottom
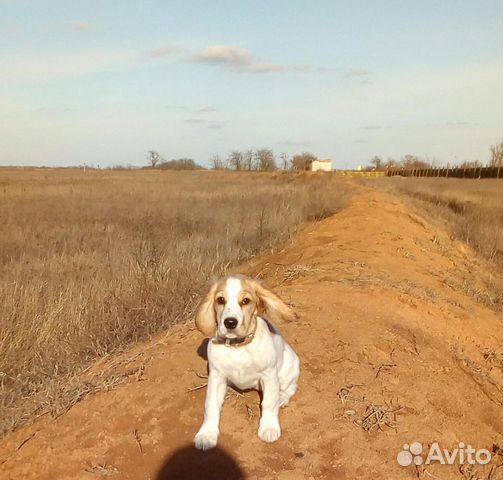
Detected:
left=194, top=430, right=219, bottom=450
left=258, top=424, right=281, bottom=443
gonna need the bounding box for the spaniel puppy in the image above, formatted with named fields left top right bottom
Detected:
left=194, top=275, right=300, bottom=450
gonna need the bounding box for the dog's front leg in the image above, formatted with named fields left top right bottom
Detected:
left=194, top=370, right=227, bottom=450
left=258, top=369, right=281, bottom=443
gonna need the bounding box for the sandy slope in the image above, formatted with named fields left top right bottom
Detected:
left=1, top=186, right=501, bottom=480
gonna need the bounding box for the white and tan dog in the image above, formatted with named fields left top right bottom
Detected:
left=194, top=275, right=300, bottom=450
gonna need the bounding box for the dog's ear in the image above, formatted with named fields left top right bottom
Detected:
left=252, top=280, right=297, bottom=324
left=195, top=283, right=218, bottom=337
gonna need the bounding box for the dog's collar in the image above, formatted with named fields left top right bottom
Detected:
left=213, top=317, right=258, bottom=348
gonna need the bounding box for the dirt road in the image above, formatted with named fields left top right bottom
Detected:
left=1, top=186, right=502, bottom=479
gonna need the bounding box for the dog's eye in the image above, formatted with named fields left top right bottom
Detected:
left=241, top=298, right=250, bottom=306
left=216, top=296, right=226, bottom=305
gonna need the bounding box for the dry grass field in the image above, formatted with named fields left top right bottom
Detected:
left=369, top=177, right=503, bottom=310
left=0, top=168, right=348, bottom=436
left=371, top=178, right=503, bottom=263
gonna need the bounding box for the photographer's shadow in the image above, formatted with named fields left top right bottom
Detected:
left=155, top=444, right=245, bottom=480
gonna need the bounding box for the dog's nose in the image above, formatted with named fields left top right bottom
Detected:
left=223, top=317, right=238, bottom=329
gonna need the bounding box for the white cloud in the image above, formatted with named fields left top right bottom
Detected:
left=188, top=44, right=310, bottom=74
left=147, top=46, right=183, bottom=58
left=196, top=106, right=217, bottom=113
left=189, top=45, right=253, bottom=66
left=68, top=21, right=96, bottom=32
left=241, top=63, right=310, bottom=74
left=344, top=68, right=371, bottom=79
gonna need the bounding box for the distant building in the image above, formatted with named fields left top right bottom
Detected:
left=311, top=159, right=332, bottom=172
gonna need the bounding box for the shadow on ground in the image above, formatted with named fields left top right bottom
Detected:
left=155, top=444, right=246, bottom=480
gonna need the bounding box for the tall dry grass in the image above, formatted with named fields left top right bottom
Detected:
left=370, top=177, right=503, bottom=309
left=0, top=168, right=348, bottom=436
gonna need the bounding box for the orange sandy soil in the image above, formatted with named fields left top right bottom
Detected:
left=0, top=185, right=502, bottom=480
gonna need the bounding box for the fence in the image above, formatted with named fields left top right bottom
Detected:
left=386, top=165, right=502, bottom=179
left=334, top=170, right=386, bottom=177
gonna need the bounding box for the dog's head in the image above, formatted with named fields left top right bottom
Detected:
left=195, top=275, right=296, bottom=338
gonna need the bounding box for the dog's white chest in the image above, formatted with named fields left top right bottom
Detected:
left=227, top=365, right=260, bottom=390
left=210, top=343, right=268, bottom=390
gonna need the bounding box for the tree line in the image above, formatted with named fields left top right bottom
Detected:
left=209, top=150, right=319, bottom=171
left=145, top=151, right=203, bottom=170
left=146, top=140, right=503, bottom=172
left=146, top=149, right=320, bottom=171
left=367, top=141, right=503, bottom=171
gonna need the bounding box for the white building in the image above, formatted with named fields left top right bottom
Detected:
left=311, top=159, right=332, bottom=172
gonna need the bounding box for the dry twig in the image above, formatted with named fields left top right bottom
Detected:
left=84, top=463, right=118, bottom=476
left=131, top=429, right=143, bottom=454
left=375, top=363, right=397, bottom=378
left=355, top=404, right=400, bottom=432
left=337, top=384, right=364, bottom=404
left=186, top=383, right=207, bottom=392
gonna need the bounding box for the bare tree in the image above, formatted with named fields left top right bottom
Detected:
left=146, top=150, right=162, bottom=168
left=158, top=158, right=203, bottom=170
left=459, top=160, right=483, bottom=168
left=291, top=152, right=316, bottom=171
left=401, top=154, right=431, bottom=169
left=228, top=150, right=244, bottom=171
left=256, top=148, right=276, bottom=171
left=369, top=155, right=384, bottom=170
left=252, top=150, right=261, bottom=170
left=384, top=157, right=399, bottom=169
left=489, top=141, right=503, bottom=167
left=243, top=149, right=254, bottom=171
left=210, top=154, right=226, bottom=170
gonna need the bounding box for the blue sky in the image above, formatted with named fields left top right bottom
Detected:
left=1, top=0, right=502, bottom=168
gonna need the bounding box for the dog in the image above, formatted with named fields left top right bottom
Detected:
left=193, top=274, right=300, bottom=450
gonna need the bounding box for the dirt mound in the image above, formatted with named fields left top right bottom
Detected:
left=1, top=186, right=501, bottom=480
